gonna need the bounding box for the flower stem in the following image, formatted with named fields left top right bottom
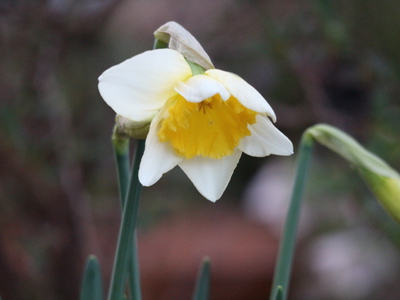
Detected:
left=112, top=132, right=130, bottom=203
left=108, top=139, right=145, bottom=300
left=270, top=133, right=314, bottom=300
left=112, top=134, right=143, bottom=300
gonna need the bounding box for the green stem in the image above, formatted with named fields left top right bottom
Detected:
left=113, top=135, right=130, bottom=204
left=270, top=133, right=314, bottom=300
left=108, top=139, right=145, bottom=300
left=113, top=136, right=142, bottom=300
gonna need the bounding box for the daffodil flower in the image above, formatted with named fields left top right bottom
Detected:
left=99, top=48, right=293, bottom=201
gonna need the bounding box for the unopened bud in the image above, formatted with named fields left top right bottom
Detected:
left=114, top=115, right=150, bottom=140
left=358, top=168, right=400, bottom=223
left=306, top=124, right=400, bottom=222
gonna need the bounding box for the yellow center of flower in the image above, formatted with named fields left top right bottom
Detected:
left=158, top=94, right=257, bottom=159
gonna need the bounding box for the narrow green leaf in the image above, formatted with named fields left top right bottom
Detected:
left=273, top=286, right=283, bottom=300
left=192, top=257, right=211, bottom=300
left=80, top=255, right=104, bottom=300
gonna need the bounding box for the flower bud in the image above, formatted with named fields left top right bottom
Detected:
left=154, top=21, right=214, bottom=70
left=306, top=124, right=400, bottom=222
left=358, top=168, right=400, bottom=222
left=114, top=115, right=151, bottom=140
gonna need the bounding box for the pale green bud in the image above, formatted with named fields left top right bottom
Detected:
left=358, top=168, right=400, bottom=222
left=114, top=115, right=151, bottom=140
left=154, top=21, right=214, bottom=70
left=306, top=124, right=400, bottom=222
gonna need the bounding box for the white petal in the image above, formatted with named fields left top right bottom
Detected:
left=98, top=49, right=191, bottom=121
left=178, top=149, right=242, bottom=202
left=139, top=111, right=183, bottom=186
left=205, top=69, right=276, bottom=121
left=175, top=75, right=230, bottom=103
left=238, top=114, right=293, bottom=157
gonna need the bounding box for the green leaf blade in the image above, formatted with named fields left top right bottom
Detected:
left=192, top=257, right=211, bottom=300
left=80, top=255, right=104, bottom=300
left=273, top=286, right=284, bottom=300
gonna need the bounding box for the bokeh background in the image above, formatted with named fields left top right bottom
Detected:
left=1, top=0, right=400, bottom=299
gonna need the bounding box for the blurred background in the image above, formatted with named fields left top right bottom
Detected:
left=1, top=0, right=400, bottom=299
